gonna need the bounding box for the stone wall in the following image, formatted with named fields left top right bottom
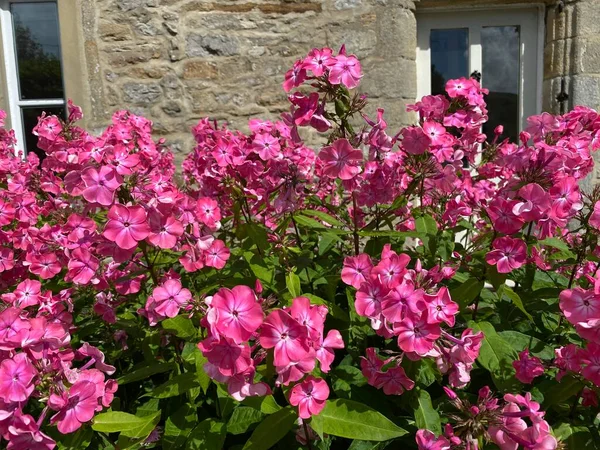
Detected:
left=543, top=0, right=600, bottom=186
left=81, top=0, right=418, bottom=159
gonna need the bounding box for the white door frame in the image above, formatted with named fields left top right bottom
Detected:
left=416, top=6, right=544, bottom=132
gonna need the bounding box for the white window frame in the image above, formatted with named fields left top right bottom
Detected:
left=0, top=0, right=65, bottom=156
left=416, top=5, right=544, bottom=133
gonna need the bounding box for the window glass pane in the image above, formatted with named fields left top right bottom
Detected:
left=482, top=26, right=520, bottom=142
left=21, top=107, right=65, bottom=160
left=430, top=29, right=469, bottom=95
left=11, top=2, right=64, bottom=100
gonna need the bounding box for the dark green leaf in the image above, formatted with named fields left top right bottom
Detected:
left=299, top=209, right=345, bottom=227
left=150, top=373, right=199, bottom=398
left=451, top=278, right=484, bottom=311
left=186, top=419, right=226, bottom=450
left=117, top=362, right=176, bottom=385
left=499, top=285, right=533, bottom=321
left=415, top=214, right=438, bottom=236
left=413, top=389, right=441, bottom=435
left=227, top=406, right=264, bottom=435
left=542, top=375, right=585, bottom=408
left=163, top=404, right=196, bottom=448
left=242, top=395, right=282, bottom=414
left=162, top=316, right=197, bottom=339
left=57, top=426, right=92, bottom=449
left=242, top=406, right=297, bottom=450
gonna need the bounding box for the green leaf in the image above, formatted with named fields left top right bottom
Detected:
left=415, top=214, right=438, bottom=236
left=243, top=252, right=274, bottom=287
left=499, top=285, right=533, bottom=321
left=539, top=237, right=571, bottom=252
left=92, top=411, right=160, bottom=439
left=117, top=362, right=176, bottom=385
left=554, top=423, right=600, bottom=449
left=242, top=395, right=282, bottom=414
left=468, top=321, right=519, bottom=391
left=195, top=352, right=211, bottom=393
left=227, top=406, right=264, bottom=435
left=412, top=389, right=441, bottom=435
left=319, top=232, right=342, bottom=256
left=286, top=271, right=301, bottom=298
left=357, top=230, right=422, bottom=238
left=162, top=316, right=197, bottom=339
left=498, top=330, right=554, bottom=359
left=163, top=404, right=196, bottom=448
left=57, top=426, right=93, bottom=449
left=299, top=209, right=345, bottom=227
left=542, top=375, right=585, bottom=408
left=150, top=373, right=200, bottom=398
left=310, top=399, right=408, bottom=442
left=243, top=223, right=269, bottom=254
left=242, top=406, right=297, bottom=450
left=293, top=214, right=329, bottom=229
left=186, top=419, right=226, bottom=450
left=451, top=278, right=484, bottom=311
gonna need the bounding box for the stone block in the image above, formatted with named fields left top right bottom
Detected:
left=581, top=37, right=600, bottom=74
left=182, top=61, right=219, bottom=80
left=186, top=34, right=241, bottom=57
left=571, top=75, right=600, bottom=110
left=334, top=0, right=362, bottom=10
left=107, top=44, right=162, bottom=67
left=98, top=22, right=132, bottom=41
left=122, top=82, right=163, bottom=105
left=574, top=1, right=600, bottom=37
left=375, top=7, right=416, bottom=60
left=326, top=27, right=378, bottom=59
left=360, top=57, right=417, bottom=99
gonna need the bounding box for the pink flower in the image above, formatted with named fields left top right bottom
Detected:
left=372, top=366, right=415, bottom=395
left=227, top=369, right=271, bottom=401
left=0, top=308, right=30, bottom=350
left=549, top=177, right=582, bottom=219
left=318, top=138, right=363, bottom=180
left=253, top=133, right=281, bottom=160
left=204, top=239, right=230, bottom=269
left=381, top=280, right=422, bottom=323
left=315, top=329, right=344, bottom=372
left=151, top=279, right=192, bottom=318
left=416, top=429, right=452, bottom=450
left=341, top=254, right=373, bottom=289
left=28, top=252, right=62, bottom=279
left=196, top=197, right=221, bottom=228
left=103, top=204, right=151, bottom=250
left=283, top=60, right=307, bottom=92
left=289, top=376, right=330, bottom=419
left=395, top=311, right=441, bottom=355
left=81, top=166, right=122, bottom=206
left=212, top=285, right=264, bottom=343
left=513, top=349, right=545, bottom=384
left=445, top=77, right=474, bottom=98
left=49, top=380, right=99, bottom=434
left=67, top=247, right=99, bottom=285
left=326, top=54, right=363, bottom=89
left=0, top=353, right=37, bottom=402
left=5, top=412, right=55, bottom=450
left=303, top=47, right=333, bottom=76
left=148, top=213, right=184, bottom=249
left=372, top=253, right=410, bottom=289
left=559, top=287, right=600, bottom=325
left=2, top=279, right=41, bottom=309
left=590, top=201, right=600, bottom=230
left=355, top=278, right=386, bottom=319
left=290, top=296, right=326, bottom=341
left=487, top=198, right=525, bottom=234
left=259, top=309, right=311, bottom=366
left=485, top=237, right=527, bottom=274
left=198, top=337, right=252, bottom=377
left=422, top=287, right=459, bottom=327
left=401, top=126, right=431, bottom=155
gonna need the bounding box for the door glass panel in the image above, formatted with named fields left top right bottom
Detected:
left=430, top=29, right=469, bottom=95
left=481, top=26, right=520, bottom=142
left=21, top=107, right=65, bottom=160
left=11, top=2, right=64, bottom=100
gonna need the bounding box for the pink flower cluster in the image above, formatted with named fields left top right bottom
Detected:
left=417, top=388, right=557, bottom=450
left=198, top=286, right=343, bottom=418
left=0, top=286, right=116, bottom=449
left=344, top=246, right=482, bottom=389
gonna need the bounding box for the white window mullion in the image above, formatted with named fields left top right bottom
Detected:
left=468, top=25, right=482, bottom=82
left=0, top=0, right=25, bottom=155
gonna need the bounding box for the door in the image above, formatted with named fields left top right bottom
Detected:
left=417, top=8, right=542, bottom=142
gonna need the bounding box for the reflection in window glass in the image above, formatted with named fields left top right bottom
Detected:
left=11, top=2, right=64, bottom=100
left=482, top=26, right=520, bottom=142
left=430, top=29, right=469, bottom=95
left=21, top=107, right=65, bottom=160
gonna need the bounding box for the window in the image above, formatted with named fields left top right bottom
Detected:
left=0, top=0, right=65, bottom=158
left=417, top=8, right=543, bottom=142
